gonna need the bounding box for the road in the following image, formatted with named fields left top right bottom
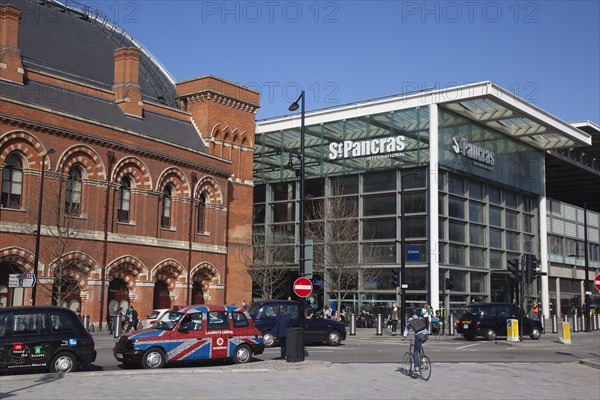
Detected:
left=89, top=328, right=600, bottom=370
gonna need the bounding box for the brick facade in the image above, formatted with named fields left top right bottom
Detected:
left=0, top=1, right=258, bottom=330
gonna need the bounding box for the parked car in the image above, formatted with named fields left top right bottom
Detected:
left=248, top=300, right=346, bottom=347
left=113, top=304, right=264, bottom=369
left=139, top=308, right=170, bottom=330
left=456, top=302, right=542, bottom=341
left=0, top=306, right=96, bottom=374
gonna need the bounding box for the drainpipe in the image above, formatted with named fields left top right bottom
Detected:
left=99, top=150, right=115, bottom=331
left=187, top=172, right=197, bottom=305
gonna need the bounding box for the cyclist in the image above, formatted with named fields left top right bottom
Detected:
left=402, top=308, right=429, bottom=372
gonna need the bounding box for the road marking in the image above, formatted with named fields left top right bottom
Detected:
left=456, top=343, right=480, bottom=350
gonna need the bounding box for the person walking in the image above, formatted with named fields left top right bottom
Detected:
left=272, top=306, right=291, bottom=359
left=390, top=304, right=399, bottom=335
left=129, top=306, right=139, bottom=331
left=402, top=308, right=430, bottom=372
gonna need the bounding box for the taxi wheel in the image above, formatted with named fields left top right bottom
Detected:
left=263, top=332, right=275, bottom=347
left=326, top=330, right=342, bottom=346
left=530, top=327, right=541, bottom=340
left=142, top=348, right=166, bottom=369
left=50, top=352, right=78, bottom=373
left=233, top=344, right=252, bottom=364
left=485, top=329, right=497, bottom=341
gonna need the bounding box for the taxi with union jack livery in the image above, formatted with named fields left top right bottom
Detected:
left=113, top=304, right=264, bottom=369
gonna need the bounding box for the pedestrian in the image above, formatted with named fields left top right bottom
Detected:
left=242, top=300, right=249, bottom=311
left=421, top=304, right=432, bottom=326
left=109, top=306, right=119, bottom=334
left=272, top=306, right=291, bottom=359
left=322, top=304, right=332, bottom=319
left=390, top=304, right=399, bottom=335
left=129, top=306, right=139, bottom=331
left=403, top=308, right=429, bottom=372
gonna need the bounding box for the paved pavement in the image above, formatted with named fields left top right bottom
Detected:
left=1, top=329, right=599, bottom=400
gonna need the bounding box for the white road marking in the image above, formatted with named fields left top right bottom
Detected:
left=456, top=343, right=480, bottom=350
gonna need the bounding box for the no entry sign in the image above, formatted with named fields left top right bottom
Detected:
left=293, top=277, right=313, bottom=298
left=594, top=273, right=600, bottom=292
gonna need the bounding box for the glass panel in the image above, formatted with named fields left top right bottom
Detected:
left=405, top=216, right=426, bottom=238
left=489, top=206, right=502, bottom=227
left=490, top=250, right=503, bottom=269
left=469, top=225, right=485, bottom=246
left=489, top=186, right=501, bottom=205
left=523, top=196, right=534, bottom=212
left=363, top=242, right=396, bottom=264
left=506, top=231, right=520, bottom=251
left=470, top=272, right=486, bottom=293
left=448, top=270, right=467, bottom=291
left=332, top=175, right=359, bottom=194
left=469, top=201, right=485, bottom=223
left=523, top=235, right=535, bottom=253
left=469, top=248, right=486, bottom=268
left=523, top=214, right=533, bottom=233
left=363, top=218, right=396, bottom=239
left=406, top=268, right=427, bottom=291
left=448, top=196, right=465, bottom=219
left=403, top=191, right=427, bottom=213
left=505, top=210, right=519, bottom=230
left=274, top=182, right=295, bottom=201
left=363, top=194, right=396, bottom=216
left=273, top=202, right=295, bottom=222
left=449, top=245, right=465, bottom=266
left=448, top=174, right=465, bottom=195
left=489, top=228, right=502, bottom=248
left=469, top=181, right=484, bottom=200
left=363, top=171, right=396, bottom=192
left=305, top=178, right=325, bottom=198
left=402, top=169, right=426, bottom=189
left=505, top=190, right=518, bottom=209
left=449, top=220, right=465, bottom=242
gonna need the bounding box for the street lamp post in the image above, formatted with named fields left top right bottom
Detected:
left=289, top=90, right=306, bottom=361
left=30, top=148, right=55, bottom=305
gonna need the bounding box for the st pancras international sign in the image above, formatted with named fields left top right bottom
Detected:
left=328, top=135, right=406, bottom=161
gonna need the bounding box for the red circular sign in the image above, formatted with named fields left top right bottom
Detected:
left=594, top=273, right=600, bottom=292
left=293, top=277, right=313, bottom=298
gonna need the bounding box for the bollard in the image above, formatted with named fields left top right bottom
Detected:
left=540, top=315, right=545, bottom=334
left=579, top=316, right=585, bottom=332
left=572, top=315, right=578, bottom=332
left=114, top=314, right=123, bottom=338
left=596, top=314, right=600, bottom=331
left=82, top=315, right=90, bottom=331
left=375, top=313, right=383, bottom=335
left=349, top=313, right=356, bottom=335
left=449, top=314, right=455, bottom=336
left=563, top=314, right=568, bottom=322
left=551, top=315, right=558, bottom=333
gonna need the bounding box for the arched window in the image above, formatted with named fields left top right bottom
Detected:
left=197, top=193, right=207, bottom=233
left=65, top=165, right=83, bottom=215
left=161, top=185, right=173, bottom=228
left=117, top=175, right=132, bottom=222
left=1, top=153, right=23, bottom=208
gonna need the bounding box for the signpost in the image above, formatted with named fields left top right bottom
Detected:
left=293, top=277, right=313, bottom=298
left=594, top=273, right=600, bottom=292
left=9, top=273, right=36, bottom=288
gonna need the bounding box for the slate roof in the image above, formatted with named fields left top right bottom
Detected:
left=1, top=0, right=207, bottom=153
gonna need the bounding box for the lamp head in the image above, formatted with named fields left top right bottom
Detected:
left=288, top=102, right=299, bottom=112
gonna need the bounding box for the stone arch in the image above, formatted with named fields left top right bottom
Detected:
left=196, top=175, right=223, bottom=205
left=56, top=145, right=106, bottom=181
left=231, top=129, right=241, bottom=145
left=112, top=156, right=152, bottom=190
left=48, top=251, right=100, bottom=289
left=151, top=259, right=186, bottom=291
left=210, top=124, right=222, bottom=140
left=191, top=262, right=220, bottom=286
left=240, top=132, right=252, bottom=147
left=0, top=246, right=35, bottom=274
left=106, top=255, right=149, bottom=289
left=0, top=130, right=52, bottom=170
left=156, top=167, right=190, bottom=197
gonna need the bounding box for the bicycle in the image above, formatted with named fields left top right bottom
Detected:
left=402, top=338, right=432, bottom=381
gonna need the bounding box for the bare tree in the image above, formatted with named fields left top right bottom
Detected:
left=242, top=205, right=292, bottom=300
left=305, top=179, right=379, bottom=316
left=12, top=172, right=99, bottom=307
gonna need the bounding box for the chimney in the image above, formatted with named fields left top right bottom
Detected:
left=0, top=4, right=24, bottom=84
left=113, top=47, right=143, bottom=118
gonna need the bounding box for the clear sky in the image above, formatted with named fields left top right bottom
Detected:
left=93, top=0, right=599, bottom=122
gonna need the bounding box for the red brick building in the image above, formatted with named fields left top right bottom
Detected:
left=0, top=0, right=258, bottom=329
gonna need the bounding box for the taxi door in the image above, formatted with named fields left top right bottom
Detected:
left=3, top=310, right=52, bottom=372
left=168, top=311, right=209, bottom=363
left=206, top=310, right=232, bottom=360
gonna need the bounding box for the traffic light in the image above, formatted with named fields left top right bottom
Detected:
left=392, top=268, right=400, bottom=287
left=445, top=277, right=454, bottom=290
left=525, top=254, right=538, bottom=284
left=507, top=259, right=520, bottom=281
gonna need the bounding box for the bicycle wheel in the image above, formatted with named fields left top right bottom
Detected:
left=419, top=355, right=432, bottom=381
left=402, top=352, right=412, bottom=375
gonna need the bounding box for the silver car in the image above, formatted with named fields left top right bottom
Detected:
left=139, top=309, right=169, bottom=330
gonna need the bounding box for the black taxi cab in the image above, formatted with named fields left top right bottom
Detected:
left=113, top=304, right=264, bottom=369
left=0, top=306, right=96, bottom=374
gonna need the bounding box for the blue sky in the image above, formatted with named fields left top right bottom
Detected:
left=96, top=1, right=599, bottom=122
